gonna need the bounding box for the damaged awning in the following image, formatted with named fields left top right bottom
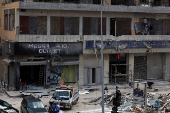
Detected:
left=20, top=61, right=46, bottom=66
left=52, top=61, right=79, bottom=66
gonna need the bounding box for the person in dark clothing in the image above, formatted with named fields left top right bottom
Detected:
left=116, top=53, right=120, bottom=64
left=150, top=24, right=153, bottom=35
left=147, top=81, right=154, bottom=89
left=134, top=84, right=140, bottom=96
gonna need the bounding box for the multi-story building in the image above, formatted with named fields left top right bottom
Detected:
left=1, top=0, right=170, bottom=90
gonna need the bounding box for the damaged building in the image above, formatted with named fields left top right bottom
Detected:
left=0, top=0, right=170, bottom=90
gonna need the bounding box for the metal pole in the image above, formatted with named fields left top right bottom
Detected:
left=101, top=0, right=104, bottom=113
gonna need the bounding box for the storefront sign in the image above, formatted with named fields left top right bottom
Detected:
left=16, top=42, right=83, bottom=55
left=86, top=40, right=170, bottom=49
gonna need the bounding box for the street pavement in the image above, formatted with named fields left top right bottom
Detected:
left=1, top=81, right=170, bottom=113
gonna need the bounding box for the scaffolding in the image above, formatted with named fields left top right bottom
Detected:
left=111, top=64, right=131, bottom=84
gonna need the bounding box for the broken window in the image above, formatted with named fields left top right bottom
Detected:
left=133, top=18, right=169, bottom=35
left=51, top=17, right=79, bottom=35
left=9, top=9, right=15, bottom=31
left=110, top=18, right=131, bottom=36
left=37, top=16, right=47, bottom=35
left=83, top=17, right=106, bottom=35
left=4, top=10, right=8, bottom=30
left=29, top=17, right=37, bottom=35
left=20, top=16, right=29, bottom=34
left=64, top=17, right=79, bottom=35
left=20, top=16, right=47, bottom=35
left=50, top=17, right=61, bottom=35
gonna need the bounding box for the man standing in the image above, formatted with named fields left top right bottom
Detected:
left=116, top=53, right=120, bottom=64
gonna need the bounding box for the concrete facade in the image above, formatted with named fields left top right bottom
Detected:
left=79, top=54, right=109, bottom=85
left=1, top=1, right=170, bottom=88
left=19, top=2, right=170, bottom=14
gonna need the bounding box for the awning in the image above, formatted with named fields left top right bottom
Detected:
left=3, top=58, right=13, bottom=64
left=52, top=61, right=79, bottom=66
left=20, top=61, right=46, bottom=66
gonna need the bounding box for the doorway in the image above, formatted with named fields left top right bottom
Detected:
left=110, top=18, right=116, bottom=36
left=84, top=67, right=101, bottom=84
left=20, top=65, right=45, bottom=86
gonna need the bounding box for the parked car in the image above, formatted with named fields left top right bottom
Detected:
left=20, top=96, right=47, bottom=113
left=0, top=99, right=19, bottom=113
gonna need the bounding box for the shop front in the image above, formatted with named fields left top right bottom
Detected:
left=2, top=41, right=83, bottom=90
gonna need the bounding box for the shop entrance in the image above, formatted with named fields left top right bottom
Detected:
left=20, top=65, right=45, bottom=86
left=109, top=54, right=128, bottom=83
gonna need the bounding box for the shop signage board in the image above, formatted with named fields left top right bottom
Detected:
left=86, top=40, right=170, bottom=49
left=16, top=42, right=83, bottom=55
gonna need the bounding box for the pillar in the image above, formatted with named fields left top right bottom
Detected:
left=15, top=9, right=20, bottom=34
left=15, top=62, right=20, bottom=91
left=79, top=16, right=83, bottom=36
left=164, top=53, right=170, bottom=81
left=104, top=54, right=109, bottom=84
left=47, top=15, right=50, bottom=35
left=79, top=54, right=84, bottom=85
left=129, top=53, right=134, bottom=82
left=106, top=17, right=110, bottom=35
left=131, top=16, right=134, bottom=31
left=46, top=58, right=50, bottom=87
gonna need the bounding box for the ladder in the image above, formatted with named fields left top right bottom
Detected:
left=38, top=66, right=43, bottom=86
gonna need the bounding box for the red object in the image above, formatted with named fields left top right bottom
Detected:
left=60, top=86, right=67, bottom=89
left=116, top=54, right=120, bottom=59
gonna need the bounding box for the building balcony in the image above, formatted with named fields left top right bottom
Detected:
left=17, top=2, right=170, bottom=13
left=15, top=34, right=170, bottom=43
left=3, top=0, right=170, bottom=13
left=15, top=34, right=82, bottom=42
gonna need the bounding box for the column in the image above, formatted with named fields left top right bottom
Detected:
left=15, top=9, right=20, bottom=34
left=47, top=15, right=50, bottom=35
left=79, top=16, right=83, bottom=36
left=131, top=16, right=134, bottom=31
left=129, top=53, right=134, bottom=82
left=164, top=53, right=170, bottom=80
left=46, top=58, right=50, bottom=87
left=79, top=54, right=84, bottom=85
left=104, top=54, right=109, bottom=84
left=15, top=62, right=20, bottom=91
left=106, top=17, right=110, bottom=35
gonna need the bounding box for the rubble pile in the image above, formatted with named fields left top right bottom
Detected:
left=82, top=90, right=170, bottom=112
left=118, top=92, right=170, bottom=112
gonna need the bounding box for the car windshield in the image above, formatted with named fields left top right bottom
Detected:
left=27, top=102, right=44, bottom=108
left=54, top=91, right=69, bottom=98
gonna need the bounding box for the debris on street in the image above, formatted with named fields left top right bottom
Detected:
left=81, top=87, right=170, bottom=113
left=21, top=91, right=49, bottom=97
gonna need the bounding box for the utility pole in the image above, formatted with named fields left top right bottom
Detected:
left=101, top=0, right=104, bottom=113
